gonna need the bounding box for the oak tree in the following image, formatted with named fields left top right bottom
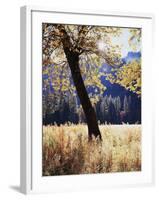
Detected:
left=42, top=24, right=141, bottom=140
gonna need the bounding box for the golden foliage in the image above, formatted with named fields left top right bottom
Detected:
left=43, top=124, right=141, bottom=176
left=107, top=60, right=141, bottom=96
left=42, top=24, right=141, bottom=100
left=129, top=29, right=141, bottom=51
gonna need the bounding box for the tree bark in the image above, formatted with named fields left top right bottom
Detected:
left=63, top=48, right=102, bottom=140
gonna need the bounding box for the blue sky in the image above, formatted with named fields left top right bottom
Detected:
left=111, top=28, right=141, bottom=58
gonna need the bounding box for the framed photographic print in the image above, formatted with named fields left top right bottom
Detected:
left=20, top=6, right=154, bottom=194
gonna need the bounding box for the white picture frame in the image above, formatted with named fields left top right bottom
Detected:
left=20, top=5, right=154, bottom=194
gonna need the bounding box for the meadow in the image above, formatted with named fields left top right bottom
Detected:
left=42, top=124, right=141, bottom=176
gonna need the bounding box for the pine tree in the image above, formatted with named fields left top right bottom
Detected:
left=124, top=96, right=129, bottom=113
left=100, top=95, right=109, bottom=124
left=123, top=95, right=130, bottom=123
left=108, top=101, right=116, bottom=124
left=113, top=96, right=121, bottom=124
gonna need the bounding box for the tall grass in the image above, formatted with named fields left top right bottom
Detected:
left=42, top=124, right=141, bottom=176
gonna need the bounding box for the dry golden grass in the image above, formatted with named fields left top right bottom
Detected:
left=42, top=124, right=141, bottom=176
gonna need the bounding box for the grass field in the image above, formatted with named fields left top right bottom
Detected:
left=42, top=124, right=141, bottom=176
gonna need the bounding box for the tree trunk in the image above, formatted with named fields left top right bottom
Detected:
left=63, top=48, right=102, bottom=140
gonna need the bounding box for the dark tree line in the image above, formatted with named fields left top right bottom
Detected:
left=96, top=95, right=141, bottom=124
left=43, top=92, right=141, bottom=125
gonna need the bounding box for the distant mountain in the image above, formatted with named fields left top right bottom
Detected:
left=122, top=51, right=141, bottom=64
left=43, top=51, right=141, bottom=100
left=100, top=51, right=141, bottom=74
left=101, top=78, right=133, bottom=98
left=90, top=51, right=141, bottom=99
